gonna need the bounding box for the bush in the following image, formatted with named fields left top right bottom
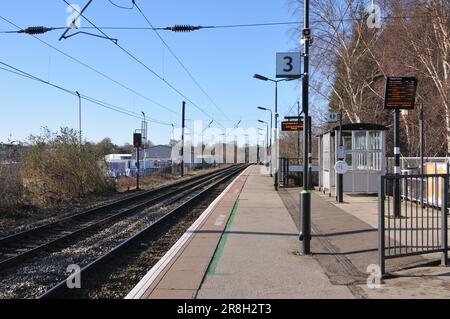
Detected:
left=22, top=127, right=115, bottom=208
left=0, top=162, right=23, bottom=211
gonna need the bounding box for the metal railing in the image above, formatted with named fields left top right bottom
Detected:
left=278, top=157, right=319, bottom=188
left=386, top=157, right=449, bottom=174
left=379, top=174, right=449, bottom=274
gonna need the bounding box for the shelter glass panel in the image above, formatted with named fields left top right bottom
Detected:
left=354, top=132, right=367, bottom=150
left=344, top=135, right=352, bottom=150
left=368, top=151, right=382, bottom=171
left=354, top=151, right=367, bottom=170
left=368, top=131, right=382, bottom=150
left=345, top=153, right=353, bottom=169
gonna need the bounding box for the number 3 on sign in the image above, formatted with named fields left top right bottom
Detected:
left=276, top=52, right=301, bottom=78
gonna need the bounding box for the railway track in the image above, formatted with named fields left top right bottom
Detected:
left=0, top=164, right=248, bottom=299
left=0, top=165, right=239, bottom=269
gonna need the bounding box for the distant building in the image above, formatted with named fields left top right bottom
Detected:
left=141, top=145, right=172, bottom=161
left=105, top=154, right=133, bottom=161
left=0, top=143, right=26, bottom=163
left=104, top=154, right=135, bottom=178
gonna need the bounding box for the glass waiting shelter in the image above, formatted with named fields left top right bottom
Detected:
left=318, top=123, right=387, bottom=194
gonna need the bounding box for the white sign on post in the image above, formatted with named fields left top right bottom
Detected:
left=335, top=161, right=348, bottom=175
left=337, top=146, right=345, bottom=160
left=328, top=112, right=339, bottom=123
left=276, top=52, right=302, bottom=78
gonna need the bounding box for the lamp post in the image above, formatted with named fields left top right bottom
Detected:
left=75, top=91, right=82, bottom=146
left=233, top=120, right=241, bottom=164
left=300, top=0, right=312, bottom=255
left=258, top=127, right=269, bottom=164
left=202, top=120, right=214, bottom=169
left=181, top=101, right=186, bottom=177
left=257, top=132, right=264, bottom=164
left=142, top=111, right=148, bottom=176
left=258, top=120, right=270, bottom=176
left=257, top=106, right=273, bottom=157
left=218, top=133, right=226, bottom=166
left=253, top=74, right=298, bottom=190
left=243, top=134, right=250, bottom=164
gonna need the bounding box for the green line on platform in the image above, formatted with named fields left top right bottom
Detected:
left=206, top=199, right=240, bottom=276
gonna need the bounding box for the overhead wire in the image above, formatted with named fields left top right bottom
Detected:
left=0, top=15, right=179, bottom=117
left=0, top=60, right=172, bottom=126
left=61, top=0, right=224, bottom=129
left=1, top=13, right=447, bottom=33
left=132, top=0, right=233, bottom=125
left=108, top=0, right=134, bottom=10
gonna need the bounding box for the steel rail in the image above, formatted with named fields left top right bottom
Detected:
left=0, top=165, right=242, bottom=271
left=0, top=165, right=235, bottom=246
left=39, top=164, right=249, bottom=299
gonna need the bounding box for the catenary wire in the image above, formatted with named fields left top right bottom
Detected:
left=2, top=14, right=447, bottom=33
left=0, top=60, right=172, bottom=126
left=132, top=0, right=234, bottom=124
left=61, top=0, right=226, bottom=129
left=0, top=15, right=179, bottom=117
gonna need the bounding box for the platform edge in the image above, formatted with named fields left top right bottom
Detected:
left=124, top=166, right=252, bottom=299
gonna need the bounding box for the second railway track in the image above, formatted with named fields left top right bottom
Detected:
left=0, top=164, right=248, bottom=299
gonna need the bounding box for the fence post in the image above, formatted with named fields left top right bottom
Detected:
left=441, top=175, right=448, bottom=266
left=379, top=175, right=386, bottom=275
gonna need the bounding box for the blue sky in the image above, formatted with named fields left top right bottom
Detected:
left=0, top=0, right=307, bottom=146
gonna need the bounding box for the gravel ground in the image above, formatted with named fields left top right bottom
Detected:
left=0, top=192, right=133, bottom=238
left=0, top=167, right=226, bottom=237
left=63, top=182, right=230, bottom=299
left=0, top=176, right=223, bottom=299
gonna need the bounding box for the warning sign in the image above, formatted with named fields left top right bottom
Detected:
left=282, top=121, right=304, bottom=132
left=384, top=77, right=418, bottom=110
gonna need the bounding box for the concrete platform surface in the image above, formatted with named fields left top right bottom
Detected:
left=280, top=187, right=450, bottom=299
left=126, top=167, right=251, bottom=299
left=127, top=165, right=450, bottom=300
left=196, top=167, right=354, bottom=299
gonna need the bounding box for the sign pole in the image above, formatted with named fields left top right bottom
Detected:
left=337, top=112, right=344, bottom=203
left=308, top=115, right=312, bottom=189
left=136, top=146, right=140, bottom=190
left=181, top=101, right=186, bottom=177
left=394, top=108, right=401, bottom=217
left=420, top=104, right=424, bottom=175
left=300, top=0, right=311, bottom=255
left=384, top=76, right=418, bottom=217
left=420, top=103, right=424, bottom=208
left=274, top=82, right=279, bottom=191
left=133, top=132, right=142, bottom=191
left=298, top=101, right=301, bottom=186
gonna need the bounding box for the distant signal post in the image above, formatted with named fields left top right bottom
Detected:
left=133, top=132, right=143, bottom=191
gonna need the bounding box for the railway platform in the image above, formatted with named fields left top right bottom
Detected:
left=126, top=165, right=450, bottom=300
left=126, top=165, right=352, bottom=299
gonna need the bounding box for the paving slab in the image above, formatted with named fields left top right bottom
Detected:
left=280, top=187, right=450, bottom=299
left=126, top=168, right=251, bottom=299
left=197, top=167, right=354, bottom=299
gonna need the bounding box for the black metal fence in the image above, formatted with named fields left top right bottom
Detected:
left=379, top=174, right=449, bottom=274
left=279, top=158, right=319, bottom=188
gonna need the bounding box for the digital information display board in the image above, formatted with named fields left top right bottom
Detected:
left=384, top=77, right=418, bottom=110
left=282, top=121, right=304, bottom=132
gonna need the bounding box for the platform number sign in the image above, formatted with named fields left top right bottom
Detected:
left=276, top=52, right=302, bottom=78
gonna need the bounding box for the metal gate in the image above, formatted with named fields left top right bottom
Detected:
left=278, top=158, right=320, bottom=188
left=379, top=174, right=449, bottom=274
left=279, top=157, right=290, bottom=187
